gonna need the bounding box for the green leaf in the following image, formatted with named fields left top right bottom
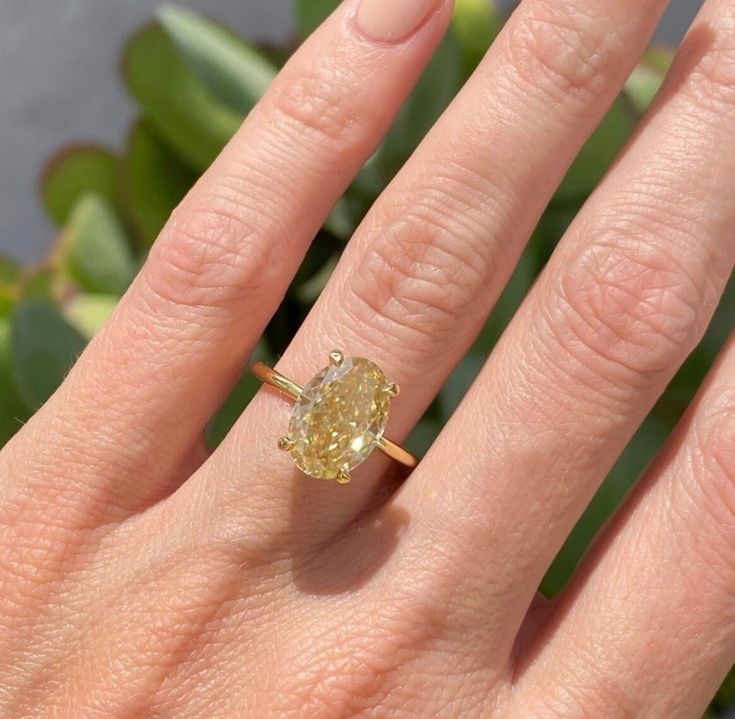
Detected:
left=60, top=194, right=136, bottom=296
left=554, top=96, right=638, bottom=204
left=0, top=285, right=17, bottom=320
left=206, top=343, right=272, bottom=448
left=534, top=207, right=577, bottom=257
left=473, top=245, right=539, bottom=354
left=295, top=254, right=339, bottom=304
left=288, top=232, right=343, bottom=308
left=20, top=267, right=55, bottom=300
left=10, top=299, right=87, bottom=411
left=452, top=0, right=500, bottom=76
left=0, top=318, right=30, bottom=445
left=624, top=45, right=675, bottom=114
left=254, top=42, right=291, bottom=70
left=64, top=294, right=119, bottom=339
left=120, top=121, right=197, bottom=247
left=0, top=256, right=21, bottom=319
left=624, top=65, right=664, bottom=115
left=122, top=22, right=242, bottom=170
left=40, top=145, right=120, bottom=227
left=714, top=665, right=735, bottom=707
left=295, top=0, right=341, bottom=40
left=0, top=255, right=21, bottom=283
left=641, top=44, right=675, bottom=75
left=324, top=196, right=358, bottom=241
left=440, top=352, right=485, bottom=420
left=361, top=29, right=464, bottom=188
left=406, top=418, right=442, bottom=457
left=157, top=5, right=276, bottom=116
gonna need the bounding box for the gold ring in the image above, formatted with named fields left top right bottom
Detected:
left=252, top=351, right=418, bottom=485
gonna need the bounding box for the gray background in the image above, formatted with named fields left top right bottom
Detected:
left=0, top=0, right=703, bottom=262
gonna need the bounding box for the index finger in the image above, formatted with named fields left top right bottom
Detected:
left=5, top=0, right=454, bottom=522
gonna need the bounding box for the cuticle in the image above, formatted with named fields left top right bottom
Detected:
left=349, top=0, right=452, bottom=48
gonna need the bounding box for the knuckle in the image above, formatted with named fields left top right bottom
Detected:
left=553, top=233, right=707, bottom=390
left=268, top=63, right=367, bottom=155
left=534, top=675, right=639, bottom=719
left=697, top=46, right=735, bottom=98
left=276, top=616, right=416, bottom=718
left=144, top=198, right=280, bottom=316
left=505, top=2, right=617, bottom=101
left=345, top=197, right=491, bottom=361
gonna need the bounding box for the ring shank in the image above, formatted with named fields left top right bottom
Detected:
left=252, top=362, right=302, bottom=401
left=377, top=436, right=418, bottom=468
left=252, top=362, right=418, bottom=469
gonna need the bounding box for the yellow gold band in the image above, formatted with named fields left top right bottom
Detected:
left=252, top=362, right=418, bottom=469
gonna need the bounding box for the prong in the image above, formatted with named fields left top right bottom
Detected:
left=386, top=382, right=400, bottom=397
left=329, top=350, right=344, bottom=367
left=336, top=469, right=351, bottom=485
left=278, top=436, right=294, bottom=452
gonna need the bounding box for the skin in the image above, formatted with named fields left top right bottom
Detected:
left=1, top=0, right=734, bottom=716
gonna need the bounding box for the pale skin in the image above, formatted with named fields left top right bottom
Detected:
left=2, top=0, right=735, bottom=715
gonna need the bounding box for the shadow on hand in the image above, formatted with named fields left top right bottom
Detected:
left=287, top=462, right=411, bottom=596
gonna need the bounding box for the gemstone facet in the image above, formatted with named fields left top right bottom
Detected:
left=285, top=355, right=392, bottom=481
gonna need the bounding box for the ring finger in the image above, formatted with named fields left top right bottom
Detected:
left=180, top=0, right=670, bottom=541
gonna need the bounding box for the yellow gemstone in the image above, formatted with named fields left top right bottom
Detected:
left=287, top=357, right=392, bottom=480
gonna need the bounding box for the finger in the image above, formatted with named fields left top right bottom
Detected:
left=180, top=0, right=669, bottom=543
left=2, top=0, right=453, bottom=522
left=388, top=0, right=735, bottom=661
left=513, top=334, right=735, bottom=719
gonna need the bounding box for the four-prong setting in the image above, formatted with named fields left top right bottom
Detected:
left=252, top=354, right=419, bottom=480
left=280, top=350, right=399, bottom=484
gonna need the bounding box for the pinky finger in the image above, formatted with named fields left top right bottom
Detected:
left=513, top=334, right=735, bottom=719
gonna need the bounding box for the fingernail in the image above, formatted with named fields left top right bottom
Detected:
left=356, top=0, right=444, bottom=43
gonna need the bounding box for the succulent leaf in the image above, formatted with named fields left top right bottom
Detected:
left=10, top=299, right=87, bottom=411
left=294, top=0, right=341, bottom=40
left=0, top=318, right=30, bottom=444
left=625, top=65, right=666, bottom=114
left=641, top=44, right=676, bottom=74
left=452, top=0, right=500, bottom=76
left=356, top=29, right=463, bottom=190
left=0, top=256, right=21, bottom=317
left=64, top=294, right=119, bottom=339
left=40, top=145, right=120, bottom=228
left=122, top=22, right=242, bottom=170
left=206, top=342, right=273, bottom=448
left=157, top=5, right=277, bottom=115
left=406, top=418, right=442, bottom=456
left=554, top=96, right=638, bottom=204
left=59, top=195, right=136, bottom=296
left=0, top=255, right=21, bottom=283
left=121, top=121, right=196, bottom=247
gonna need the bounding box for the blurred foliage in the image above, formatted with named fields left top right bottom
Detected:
left=0, top=2, right=732, bottom=711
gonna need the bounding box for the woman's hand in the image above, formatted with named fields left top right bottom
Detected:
left=2, top=0, right=734, bottom=716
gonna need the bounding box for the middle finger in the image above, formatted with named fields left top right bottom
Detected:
left=187, top=0, right=669, bottom=540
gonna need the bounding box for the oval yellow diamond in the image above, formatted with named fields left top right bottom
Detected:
left=288, top=357, right=392, bottom=481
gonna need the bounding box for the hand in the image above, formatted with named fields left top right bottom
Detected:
left=2, top=0, right=734, bottom=716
